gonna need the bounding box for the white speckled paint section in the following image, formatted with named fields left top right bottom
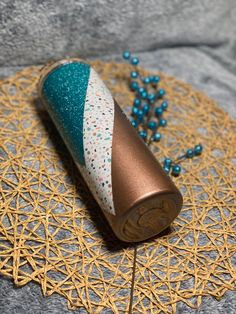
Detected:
left=82, top=68, right=115, bottom=215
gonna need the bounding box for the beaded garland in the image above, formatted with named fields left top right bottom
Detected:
left=122, top=51, right=203, bottom=176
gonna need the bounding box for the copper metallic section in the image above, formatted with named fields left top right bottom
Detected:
left=103, top=102, right=183, bottom=242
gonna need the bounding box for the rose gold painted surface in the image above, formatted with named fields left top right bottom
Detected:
left=105, top=103, right=183, bottom=242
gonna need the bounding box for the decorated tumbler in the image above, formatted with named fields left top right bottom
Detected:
left=38, top=59, right=183, bottom=242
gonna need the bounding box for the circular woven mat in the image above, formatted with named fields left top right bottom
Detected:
left=0, top=61, right=235, bottom=313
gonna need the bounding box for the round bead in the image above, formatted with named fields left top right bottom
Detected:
left=139, top=130, right=147, bottom=140
left=164, top=158, right=172, bottom=167
left=138, top=87, right=145, bottom=94
left=143, top=77, right=150, bottom=84
left=163, top=166, right=170, bottom=174
left=137, top=109, right=144, bottom=121
left=157, top=89, right=165, bottom=98
left=132, top=107, right=139, bottom=116
left=152, top=132, right=162, bottom=142
left=152, top=76, right=160, bottom=84
left=149, top=76, right=154, bottom=82
left=141, top=91, right=148, bottom=99
left=186, top=148, right=194, bottom=158
left=133, top=98, right=141, bottom=107
left=143, top=104, right=150, bottom=115
left=161, top=101, right=168, bottom=111
left=131, top=57, right=139, bottom=66
left=171, top=164, right=181, bottom=176
left=159, top=119, right=167, bottom=127
left=147, top=120, right=157, bottom=130
left=147, top=93, right=155, bottom=102
left=130, top=71, right=138, bottom=79
left=155, top=107, right=163, bottom=117
left=131, top=120, right=138, bottom=128
left=194, top=144, right=203, bottom=155
left=130, top=81, right=139, bottom=91
left=123, top=51, right=130, bottom=60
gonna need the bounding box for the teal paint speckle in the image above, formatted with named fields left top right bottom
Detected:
left=42, top=62, right=90, bottom=166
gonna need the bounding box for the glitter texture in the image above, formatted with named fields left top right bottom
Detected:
left=42, top=62, right=90, bottom=166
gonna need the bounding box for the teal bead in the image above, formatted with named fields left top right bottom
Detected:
left=138, top=87, right=145, bottom=94
left=194, top=144, right=203, bottom=155
left=171, top=164, right=181, bottom=176
left=155, top=107, right=163, bottom=117
left=143, top=104, right=150, bottom=114
left=186, top=148, right=194, bottom=158
left=137, top=109, right=144, bottom=121
left=131, top=120, right=138, bottom=128
left=123, top=51, right=130, bottom=60
left=141, top=91, right=148, bottom=99
left=149, top=76, right=154, bottom=82
left=147, top=93, right=155, bottom=102
left=164, top=158, right=172, bottom=167
left=132, top=107, right=139, bottom=116
left=130, top=81, right=139, bottom=91
left=139, top=130, right=147, bottom=140
left=157, top=89, right=165, bottom=98
left=131, top=57, right=139, bottom=65
left=163, top=166, right=170, bottom=174
left=159, top=119, right=167, bottom=127
left=131, top=71, right=138, bottom=78
left=152, top=76, right=160, bottom=84
left=143, top=77, right=150, bottom=84
left=147, top=120, right=157, bottom=130
left=133, top=98, right=141, bottom=107
left=161, top=101, right=168, bottom=111
left=152, top=132, right=161, bottom=142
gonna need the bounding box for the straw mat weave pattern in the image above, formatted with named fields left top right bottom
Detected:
left=0, top=61, right=235, bottom=313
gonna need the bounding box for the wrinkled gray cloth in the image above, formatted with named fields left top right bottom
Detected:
left=0, top=0, right=235, bottom=65
left=0, top=0, right=236, bottom=116
left=0, top=0, right=236, bottom=313
left=1, top=276, right=236, bottom=314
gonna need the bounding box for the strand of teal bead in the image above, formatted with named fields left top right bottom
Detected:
left=122, top=50, right=167, bottom=146
left=122, top=51, right=203, bottom=176
left=163, top=144, right=203, bottom=176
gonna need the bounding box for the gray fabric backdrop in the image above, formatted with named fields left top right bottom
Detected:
left=0, top=0, right=235, bottom=313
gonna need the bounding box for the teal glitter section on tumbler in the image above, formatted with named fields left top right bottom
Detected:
left=42, top=62, right=90, bottom=166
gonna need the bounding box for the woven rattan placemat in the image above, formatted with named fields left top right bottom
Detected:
left=0, top=61, right=235, bottom=313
